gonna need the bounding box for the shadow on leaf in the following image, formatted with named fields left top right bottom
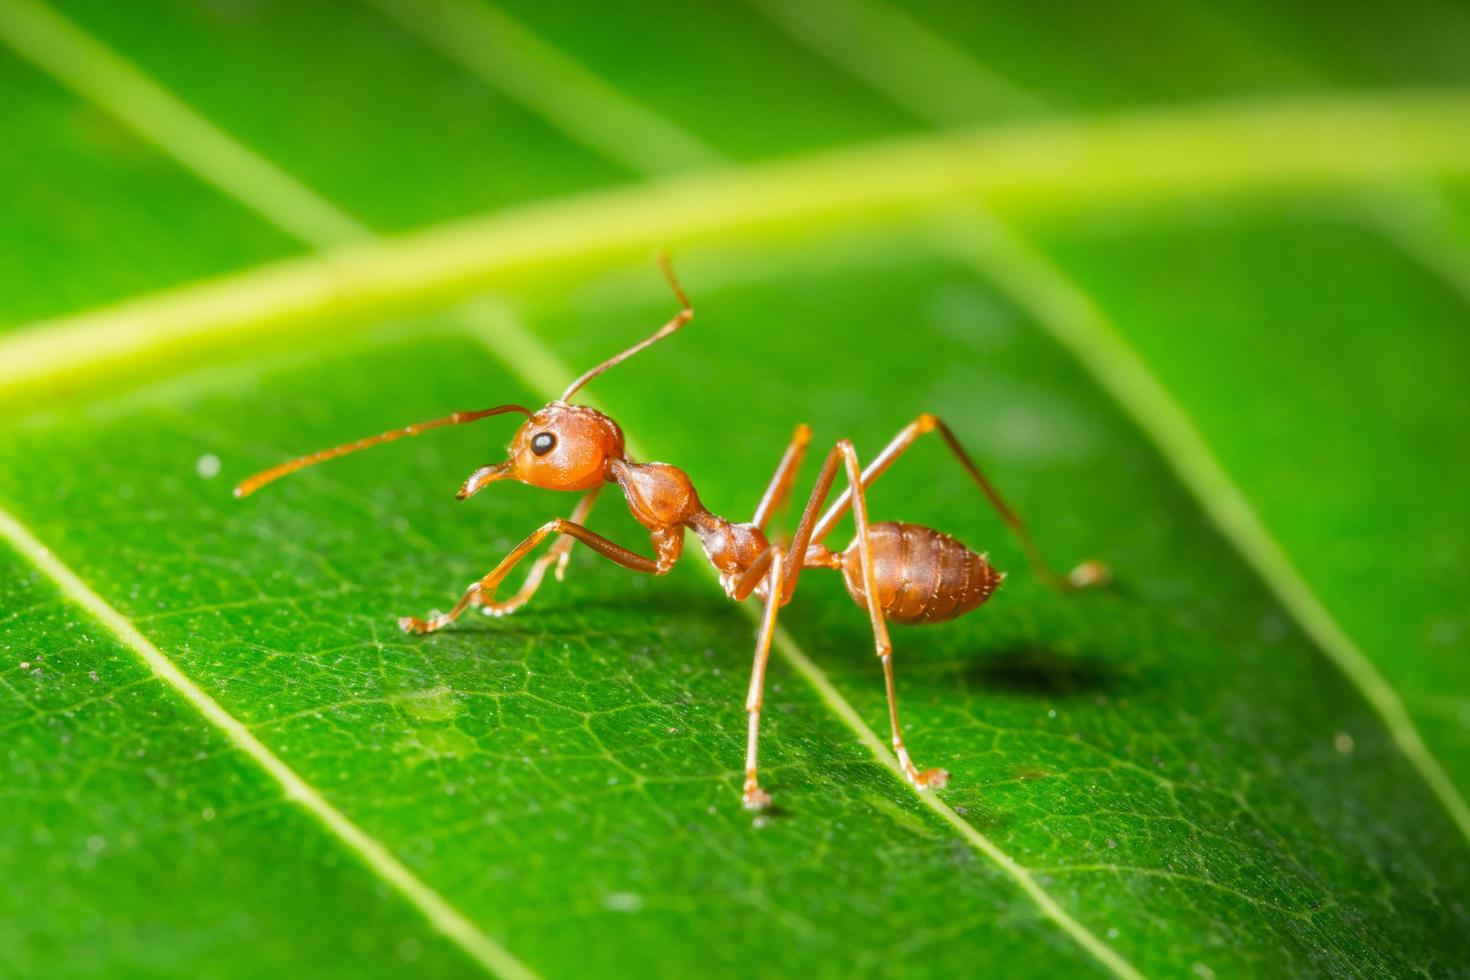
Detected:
left=969, top=645, right=1126, bottom=698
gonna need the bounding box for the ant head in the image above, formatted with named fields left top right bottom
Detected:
left=459, top=253, right=691, bottom=501
left=459, top=403, right=624, bottom=499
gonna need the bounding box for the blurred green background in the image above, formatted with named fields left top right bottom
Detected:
left=1, top=1, right=1468, bottom=977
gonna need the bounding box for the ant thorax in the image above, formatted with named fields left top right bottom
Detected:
left=608, top=458, right=703, bottom=530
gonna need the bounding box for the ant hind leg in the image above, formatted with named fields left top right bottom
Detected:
left=837, top=441, right=949, bottom=792
left=812, top=414, right=1108, bottom=591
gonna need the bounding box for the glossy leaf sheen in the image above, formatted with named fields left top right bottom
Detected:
left=2, top=1, right=1468, bottom=978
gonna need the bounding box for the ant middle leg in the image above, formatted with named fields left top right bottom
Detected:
left=741, top=547, right=785, bottom=810
left=399, top=518, right=671, bottom=634
left=836, top=441, right=949, bottom=791
left=812, top=414, right=1108, bottom=591
left=752, top=423, right=813, bottom=531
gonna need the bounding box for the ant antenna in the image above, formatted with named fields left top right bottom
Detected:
left=559, top=253, right=693, bottom=402
left=234, top=404, right=531, bottom=498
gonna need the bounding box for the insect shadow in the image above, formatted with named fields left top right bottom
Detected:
left=969, top=645, right=1126, bottom=698
left=790, top=608, right=1127, bottom=701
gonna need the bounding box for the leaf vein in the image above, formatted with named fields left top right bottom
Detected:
left=0, top=502, right=537, bottom=980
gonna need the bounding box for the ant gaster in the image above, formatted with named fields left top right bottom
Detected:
left=236, top=257, right=1109, bottom=811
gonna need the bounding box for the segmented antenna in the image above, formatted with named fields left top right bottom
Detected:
left=560, top=253, right=693, bottom=402
left=233, top=404, right=531, bottom=498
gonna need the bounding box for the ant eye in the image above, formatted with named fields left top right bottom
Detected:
left=531, top=432, right=557, bottom=456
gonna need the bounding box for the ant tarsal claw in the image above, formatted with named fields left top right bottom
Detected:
left=910, top=768, right=950, bottom=791
left=475, top=596, right=522, bottom=618
left=1067, top=560, right=1112, bottom=589
left=742, top=785, right=772, bottom=811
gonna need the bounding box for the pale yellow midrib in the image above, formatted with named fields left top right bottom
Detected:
left=0, top=2, right=1151, bottom=974
left=3, top=91, right=1470, bottom=391
left=0, top=505, right=537, bottom=980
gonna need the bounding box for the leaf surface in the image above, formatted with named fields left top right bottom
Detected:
left=2, top=1, right=1468, bottom=977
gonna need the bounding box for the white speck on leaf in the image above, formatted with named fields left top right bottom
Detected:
left=603, top=892, right=643, bottom=912
left=1334, top=731, right=1355, bottom=754
left=195, top=454, right=221, bottom=479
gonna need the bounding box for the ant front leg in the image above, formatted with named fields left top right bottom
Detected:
left=399, top=518, right=674, bottom=634
left=836, top=441, right=949, bottom=791
left=473, top=486, right=602, bottom=618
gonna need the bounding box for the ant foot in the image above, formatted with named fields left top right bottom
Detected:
left=472, top=590, right=524, bottom=618
left=1067, top=560, right=1111, bottom=589
left=742, top=784, right=772, bottom=811
left=399, top=615, right=441, bottom=634
left=908, top=767, right=950, bottom=791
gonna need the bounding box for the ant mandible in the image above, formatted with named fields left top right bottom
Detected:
left=235, top=256, right=1109, bottom=811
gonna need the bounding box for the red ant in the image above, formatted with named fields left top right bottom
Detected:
left=236, top=257, right=1108, bottom=810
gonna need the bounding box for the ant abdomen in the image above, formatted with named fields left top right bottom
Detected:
left=841, top=522, right=1004, bottom=625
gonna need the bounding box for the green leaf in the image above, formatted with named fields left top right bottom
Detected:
left=2, top=1, right=1468, bottom=977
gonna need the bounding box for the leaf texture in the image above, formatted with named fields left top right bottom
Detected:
left=1, top=0, right=1468, bottom=976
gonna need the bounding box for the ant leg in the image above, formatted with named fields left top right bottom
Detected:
left=473, top=486, right=602, bottom=617
left=748, top=437, right=946, bottom=788
left=776, top=444, right=846, bottom=604
left=399, top=519, right=673, bottom=634
left=741, top=547, right=785, bottom=810
left=837, top=441, right=949, bottom=791
left=812, top=414, right=1108, bottom=591
left=752, top=424, right=813, bottom=531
